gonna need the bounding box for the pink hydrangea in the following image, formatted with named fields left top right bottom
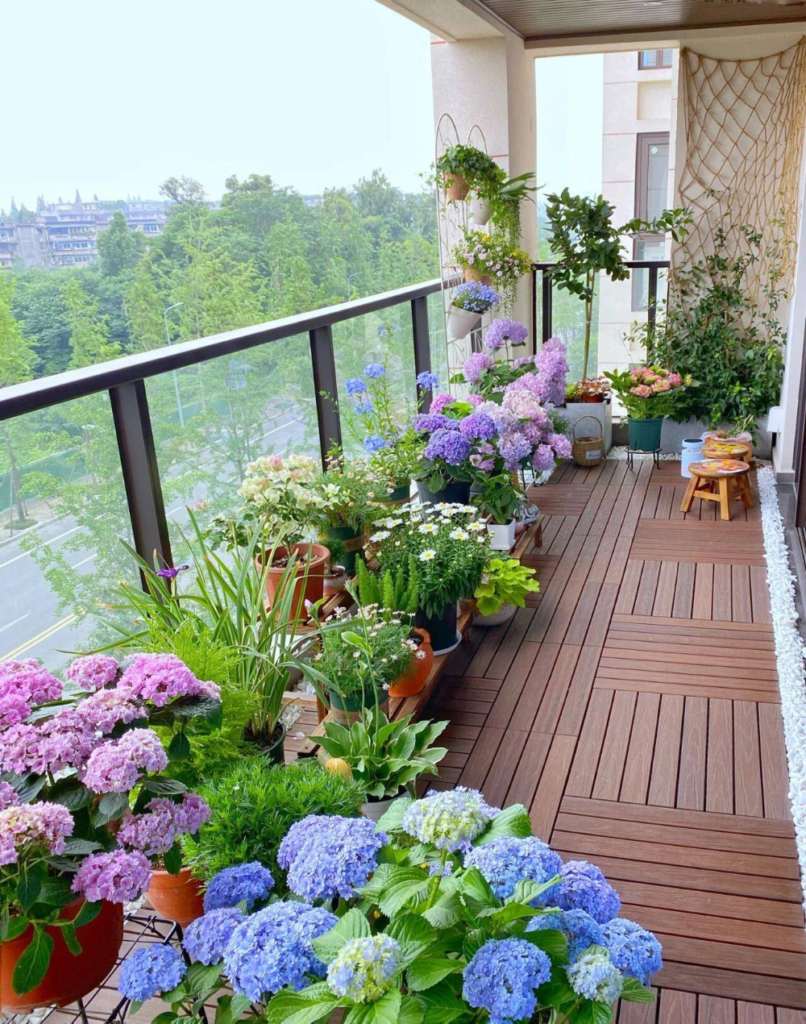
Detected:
left=118, top=794, right=211, bottom=857
left=76, top=689, right=144, bottom=734
left=72, top=849, right=152, bottom=903
left=83, top=729, right=168, bottom=794
left=502, top=389, right=544, bottom=421
left=467, top=394, right=484, bottom=408
left=0, top=712, right=101, bottom=776
left=0, top=659, right=62, bottom=705
left=548, top=432, right=572, bottom=459
left=0, top=802, right=74, bottom=866
left=429, top=393, right=455, bottom=415
left=462, top=352, right=495, bottom=384
left=0, top=781, right=19, bottom=811
left=0, top=693, right=31, bottom=729
left=119, top=654, right=220, bottom=708
left=533, top=444, right=556, bottom=472
left=66, top=655, right=120, bottom=691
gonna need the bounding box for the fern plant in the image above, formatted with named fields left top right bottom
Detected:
left=355, top=558, right=419, bottom=616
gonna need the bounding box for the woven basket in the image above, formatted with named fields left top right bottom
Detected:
left=572, top=415, right=604, bottom=468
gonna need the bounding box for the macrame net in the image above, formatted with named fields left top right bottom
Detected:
left=675, top=39, right=806, bottom=304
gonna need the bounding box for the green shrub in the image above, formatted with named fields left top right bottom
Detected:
left=355, top=559, right=418, bottom=615
left=182, top=758, right=365, bottom=889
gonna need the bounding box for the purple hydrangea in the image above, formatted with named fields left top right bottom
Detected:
left=485, top=318, right=529, bottom=350
left=183, top=907, right=245, bottom=965
left=497, top=431, right=533, bottom=472
left=430, top=393, right=456, bottom=415
left=534, top=337, right=570, bottom=406
left=548, top=431, right=572, bottom=460
left=514, top=356, right=534, bottom=368
left=503, top=387, right=544, bottom=421
left=0, top=802, right=74, bottom=866
left=345, top=377, right=367, bottom=396
left=363, top=435, right=387, bottom=453
left=0, top=781, right=19, bottom=811
left=119, top=654, right=220, bottom=707
left=364, top=362, right=386, bottom=378
left=222, top=902, right=338, bottom=1001
left=118, top=794, right=211, bottom=856
left=413, top=412, right=455, bottom=434
left=203, top=862, right=275, bottom=912
left=452, top=282, right=500, bottom=314
left=475, top=400, right=518, bottom=436
left=0, top=713, right=101, bottom=776
left=463, top=938, right=551, bottom=1022
left=75, top=689, right=144, bottom=734
left=462, top=352, right=495, bottom=384
left=278, top=815, right=387, bottom=901
left=0, top=693, right=31, bottom=729
left=401, top=788, right=497, bottom=852
left=118, top=944, right=186, bottom=1003
left=464, top=836, right=562, bottom=901
left=459, top=412, right=498, bottom=441
left=72, top=849, right=152, bottom=903
left=424, top=429, right=471, bottom=466
left=601, top=918, right=663, bottom=985
left=82, top=729, right=168, bottom=793
left=0, top=659, right=62, bottom=705
left=416, top=371, right=440, bottom=391
left=533, top=444, right=556, bottom=472
left=555, top=861, right=621, bottom=924
left=527, top=909, right=603, bottom=961
left=66, top=655, right=120, bottom=691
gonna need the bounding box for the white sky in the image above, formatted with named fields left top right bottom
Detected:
left=2, top=0, right=435, bottom=207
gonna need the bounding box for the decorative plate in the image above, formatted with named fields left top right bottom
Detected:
left=691, top=459, right=748, bottom=475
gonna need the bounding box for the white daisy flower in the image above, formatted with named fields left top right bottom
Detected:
left=418, top=523, right=439, bottom=534
left=419, top=549, right=437, bottom=561
left=369, top=530, right=391, bottom=542
left=450, top=528, right=469, bottom=541
left=415, top=650, right=427, bottom=660
left=476, top=535, right=487, bottom=543
left=468, top=522, right=486, bottom=532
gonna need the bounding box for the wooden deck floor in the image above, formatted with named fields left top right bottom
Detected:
left=425, top=458, right=806, bottom=1018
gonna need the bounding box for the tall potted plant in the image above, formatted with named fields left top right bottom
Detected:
left=605, top=366, right=690, bottom=452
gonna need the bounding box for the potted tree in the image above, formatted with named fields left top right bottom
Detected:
left=475, top=557, right=541, bottom=626
left=605, top=366, right=690, bottom=452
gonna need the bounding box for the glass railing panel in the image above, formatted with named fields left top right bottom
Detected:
left=427, top=289, right=449, bottom=391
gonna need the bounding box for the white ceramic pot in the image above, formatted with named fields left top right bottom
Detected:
left=487, top=519, right=516, bottom=551
left=447, top=305, right=480, bottom=340
left=362, top=790, right=406, bottom=822
left=468, top=195, right=492, bottom=226
left=680, top=438, right=704, bottom=479
left=474, top=602, right=517, bottom=627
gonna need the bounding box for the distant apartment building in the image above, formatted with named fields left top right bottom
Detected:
left=598, top=48, right=676, bottom=373
left=0, top=198, right=170, bottom=270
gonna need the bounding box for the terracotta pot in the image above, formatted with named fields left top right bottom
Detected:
left=580, top=394, right=604, bottom=403
left=147, top=867, right=205, bottom=927
left=1, top=900, right=123, bottom=1012
left=388, top=628, right=434, bottom=698
left=258, top=542, right=330, bottom=615
left=463, top=267, right=493, bottom=285
left=445, top=174, right=469, bottom=201
left=327, top=688, right=388, bottom=726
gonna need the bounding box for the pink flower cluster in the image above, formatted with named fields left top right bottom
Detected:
left=66, top=654, right=120, bottom=691
left=628, top=366, right=682, bottom=399
left=0, top=802, right=73, bottom=866
left=0, top=781, right=19, bottom=810
left=0, top=659, right=62, bottom=705
left=72, top=849, right=152, bottom=903
left=118, top=794, right=211, bottom=856
left=119, top=654, right=220, bottom=708
left=83, top=729, right=168, bottom=794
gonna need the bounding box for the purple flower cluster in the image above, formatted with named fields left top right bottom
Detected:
left=183, top=907, right=244, bottom=965
left=72, top=849, right=152, bottom=903
left=462, top=352, right=495, bottom=384
left=0, top=781, right=19, bottom=810
left=119, top=944, right=186, bottom=1003
left=66, top=654, right=120, bottom=691
left=82, top=729, right=168, bottom=794
left=601, top=918, right=663, bottom=985
left=484, top=318, right=529, bottom=350
left=0, top=659, right=62, bottom=705
left=413, top=412, right=456, bottom=434
left=75, top=689, right=144, bottom=734
left=416, top=371, right=440, bottom=391
left=430, top=393, right=455, bottom=415
left=278, top=815, right=387, bottom=901
left=463, top=938, right=551, bottom=1023
left=0, top=693, right=31, bottom=729
left=0, top=802, right=73, bottom=866
left=497, top=431, right=533, bottom=472
left=118, top=794, right=211, bottom=856
left=1, top=712, right=99, bottom=776
left=535, top=336, right=570, bottom=406
left=459, top=412, right=498, bottom=442
left=119, top=653, right=220, bottom=707
left=424, top=429, right=471, bottom=467
left=452, top=281, right=500, bottom=314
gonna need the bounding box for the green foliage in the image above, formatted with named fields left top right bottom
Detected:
left=435, top=145, right=500, bottom=192
left=640, top=223, right=787, bottom=433
left=604, top=366, right=690, bottom=421
left=355, top=559, right=419, bottom=616
left=475, top=558, right=540, bottom=617
left=318, top=705, right=448, bottom=799
left=183, top=758, right=364, bottom=886
left=96, top=212, right=146, bottom=276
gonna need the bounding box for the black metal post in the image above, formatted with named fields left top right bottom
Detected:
left=309, top=324, right=342, bottom=466
left=531, top=267, right=537, bottom=354
left=647, top=265, right=659, bottom=333
left=541, top=270, right=553, bottom=343
left=109, top=380, right=172, bottom=579
left=411, top=295, right=432, bottom=411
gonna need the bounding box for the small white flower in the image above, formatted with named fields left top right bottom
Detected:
left=381, top=657, right=388, bottom=664
left=468, top=522, right=486, bottom=532
left=415, top=650, right=427, bottom=660
left=419, top=549, right=437, bottom=561
left=370, top=530, right=391, bottom=543
left=476, top=535, right=487, bottom=543
left=418, top=523, right=439, bottom=534
left=353, top=651, right=361, bottom=659
left=450, top=528, right=469, bottom=541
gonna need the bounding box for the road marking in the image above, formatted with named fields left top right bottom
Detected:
left=70, top=555, right=95, bottom=569
left=2, top=613, right=77, bottom=661
left=0, top=512, right=68, bottom=549
left=0, top=524, right=82, bottom=570
left=0, top=613, right=29, bottom=634
left=262, top=418, right=298, bottom=440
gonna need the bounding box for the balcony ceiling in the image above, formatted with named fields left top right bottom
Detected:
left=474, top=0, right=806, bottom=41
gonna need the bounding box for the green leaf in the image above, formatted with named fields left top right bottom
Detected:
left=419, top=978, right=470, bottom=1023
left=163, top=842, right=183, bottom=875
left=474, top=803, right=532, bottom=846
left=620, top=978, right=656, bottom=1003
left=522, top=925, right=568, bottom=962
left=185, top=962, right=223, bottom=998
left=376, top=793, right=412, bottom=832
left=214, top=994, right=253, bottom=1024
left=142, top=776, right=188, bottom=796
left=60, top=923, right=82, bottom=956
left=575, top=1001, right=614, bottom=1024
left=265, top=983, right=339, bottom=1024
left=377, top=867, right=430, bottom=917
left=17, top=869, right=43, bottom=912
left=36, top=875, right=76, bottom=909
left=507, top=878, right=559, bottom=907
left=12, top=927, right=54, bottom=997
left=93, top=790, right=130, bottom=826
left=397, top=996, right=426, bottom=1024
left=422, top=891, right=463, bottom=929
left=73, top=900, right=103, bottom=929
left=311, top=909, right=370, bottom=964
left=7, top=772, right=47, bottom=804
left=405, top=958, right=460, bottom=992
left=168, top=731, right=191, bottom=760
left=46, top=777, right=93, bottom=811
left=344, top=989, right=402, bottom=1024
left=385, top=913, right=438, bottom=963
left=63, top=838, right=102, bottom=856
left=458, top=868, right=497, bottom=908
left=151, top=695, right=223, bottom=722
left=3, top=916, right=29, bottom=941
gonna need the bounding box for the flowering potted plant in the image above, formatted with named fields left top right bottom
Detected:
left=452, top=229, right=531, bottom=311
left=435, top=144, right=500, bottom=202
left=411, top=405, right=478, bottom=505
left=133, top=790, right=662, bottom=1024
left=447, top=281, right=500, bottom=341
left=605, top=365, right=690, bottom=452
left=314, top=456, right=378, bottom=574
left=472, top=467, right=525, bottom=550
left=0, top=654, right=217, bottom=1009
left=475, top=557, right=541, bottom=626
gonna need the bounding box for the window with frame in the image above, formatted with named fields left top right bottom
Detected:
left=632, top=132, right=670, bottom=311
left=638, top=49, right=673, bottom=70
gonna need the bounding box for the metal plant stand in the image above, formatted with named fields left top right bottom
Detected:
left=626, top=447, right=661, bottom=471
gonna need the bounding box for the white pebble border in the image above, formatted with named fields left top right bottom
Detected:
left=756, top=464, right=806, bottom=910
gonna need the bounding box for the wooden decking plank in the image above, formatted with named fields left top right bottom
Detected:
left=504, top=730, right=552, bottom=809
left=750, top=564, right=772, bottom=623
left=657, top=932, right=806, bottom=981
left=659, top=962, right=806, bottom=1011
left=556, top=643, right=602, bottom=736
left=706, top=699, right=734, bottom=814
left=634, top=561, right=661, bottom=616
left=692, top=562, right=714, bottom=619
left=622, top=902, right=806, bottom=954
left=658, top=989, right=696, bottom=1024
left=734, top=700, right=764, bottom=818
left=507, top=641, right=563, bottom=729
left=648, top=694, right=684, bottom=807
left=592, top=690, right=637, bottom=800
left=616, top=878, right=804, bottom=927
left=531, top=643, right=583, bottom=734
left=610, top=614, right=773, bottom=633
left=677, top=697, right=708, bottom=810
left=758, top=702, right=791, bottom=820
left=712, top=563, right=733, bottom=621
left=566, top=688, right=614, bottom=798
left=616, top=558, right=642, bottom=614
left=732, top=564, right=753, bottom=623
left=530, top=733, right=577, bottom=841
left=481, top=728, right=529, bottom=808
left=483, top=640, right=542, bottom=731
left=653, top=560, right=678, bottom=617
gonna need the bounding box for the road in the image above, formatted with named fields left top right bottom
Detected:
left=0, top=410, right=309, bottom=671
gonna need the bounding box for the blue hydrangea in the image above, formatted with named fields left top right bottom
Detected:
left=464, top=836, right=562, bottom=901
left=277, top=815, right=387, bottom=901
left=413, top=412, right=458, bottom=434
left=354, top=398, right=374, bottom=413
left=401, top=787, right=497, bottom=852
left=527, top=908, right=603, bottom=961
left=182, top=907, right=244, bottom=965
left=327, top=935, right=401, bottom=1002
left=363, top=434, right=387, bottom=453
left=566, top=947, right=624, bottom=1004
left=118, top=944, right=186, bottom=1003
left=424, top=429, right=471, bottom=466
left=364, top=362, right=386, bottom=378
left=345, top=377, right=367, bottom=396
left=223, top=901, right=337, bottom=1002
left=203, top=862, right=274, bottom=912
left=555, top=861, right=621, bottom=924
left=452, top=282, right=500, bottom=314
left=463, top=938, right=550, bottom=1023
left=601, top=918, right=662, bottom=985
left=459, top=412, right=498, bottom=441
left=416, top=371, right=440, bottom=391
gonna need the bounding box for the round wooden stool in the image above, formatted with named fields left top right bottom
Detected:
left=701, top=439, right=752, bottom=464
left=679, top=459, right=753, bottom=521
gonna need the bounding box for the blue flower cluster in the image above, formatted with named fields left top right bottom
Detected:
left=354, top=398, right=374, bottom=414
left=464, top=836, right=561, bottom=901
left=401, top=787, right=497, bottom=852
left=601, top=918, right=663, bottom=985
left=277, top=815, right=387, bottom=901
left=555, top=860, right=621, bottom=924
left=118, top=944, right=186, bottom=1003
left=345, top=377, right=367, bottom=396
left=364, top=362, right=386, bottom=378
left=222, top=902, right=337, bottom=1002
left=424, top=429, right=471, bottom=466
left=463, top=938, right=551, bottom=1023
left=363, top=434, right=387, bottom=453
left=527, top=909, right=603, bottom=962
left=327, top=935, right=401, bottom=1002
left=182, top=907, right=244, bottom=965
left=203, top=862, right=274, bottom=912
left=459, top=411, right=498, bottom=441
left=416, top=371, right=440, bottom=391
left=413, top=412, right=457, bottom=434
left=452, top=282, right=501, bottom=314
left=566, top=947, right=623, bottom=1003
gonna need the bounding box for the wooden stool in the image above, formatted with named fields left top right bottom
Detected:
left=701, top=440, right=752, bottom=464
left=679, top=459, right=754, bottom=521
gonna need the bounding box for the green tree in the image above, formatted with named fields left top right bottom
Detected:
left=97, top=212, right=146, bottom=276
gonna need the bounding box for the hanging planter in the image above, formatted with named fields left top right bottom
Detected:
left=463, top=267, right=493, bottom=285
left=446, top=305, right=480, bottom=340
left=468, top=194, right=492, bottom=225
left=444, top=173, right=469, bottom=201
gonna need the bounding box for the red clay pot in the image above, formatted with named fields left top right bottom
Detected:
left=147, top=867, right=205, bottom=928
left=258, top=542, right=330, bottom=615
left=0, top=900, right=123, bottom=1012
left=445, top=174, right=469, bottom=201
left=388, top=628, right=434, bottom=698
